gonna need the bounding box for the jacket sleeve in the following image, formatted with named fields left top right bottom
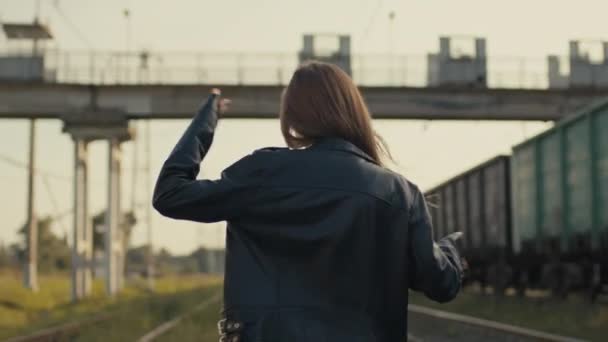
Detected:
left=152, top=93, right=253, bottom=223
left=407, top=185, right=463, bottom=303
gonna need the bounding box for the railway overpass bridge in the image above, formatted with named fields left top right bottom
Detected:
left=2, top=48, right=608, bottom=121
left=2, top=48, right=607, bottom=302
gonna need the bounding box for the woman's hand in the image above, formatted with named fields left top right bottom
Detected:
left=441, top=231, right=469, bottom=280
left=444, top=231, right=463, bottom=243
left=211, top=88, right=231, bottom=115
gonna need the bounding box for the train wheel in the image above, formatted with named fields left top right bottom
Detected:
left=488, top=263, right=511, bottom=297
left=515, top=270, right=528, bottom=297
left=589, top=263, right=601, bottom=303
left=542, top=263, right=564, bottom=298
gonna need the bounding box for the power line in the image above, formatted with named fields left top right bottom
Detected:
left=0, top=153, right=72, bottom=183
left=41, top=174, right=69, bottom=234
left=0, top=153, right=105, bottom=185
left=44, top=201, right=149, bottom=222
left=361, top=0, right=385, bottom=41
left=0, top=154, right=26, bottom=168
left=35, top=0, right=42, bottom=19
left=53, top=0, right=94, bottom=49
left=1, top=152, right=150, bottom=222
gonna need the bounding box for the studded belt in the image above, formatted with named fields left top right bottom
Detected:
left=218, top=318, right=244, bottom=342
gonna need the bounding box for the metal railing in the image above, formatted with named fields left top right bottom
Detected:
left=0, top=48, right=575, bottom=89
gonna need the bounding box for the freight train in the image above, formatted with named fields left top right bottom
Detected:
left=425, top=99, right=608, bottom=299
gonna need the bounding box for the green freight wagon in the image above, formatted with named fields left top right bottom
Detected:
left=511, top=98, right=608, bottom=297
left=425, top=156, right=512, bottom=292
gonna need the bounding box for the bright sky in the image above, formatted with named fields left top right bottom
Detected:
left=0, top=0, right=605, bottom=254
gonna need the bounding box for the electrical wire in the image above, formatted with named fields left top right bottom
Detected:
left=421, top=120, right=432, bottom=132
left=0, top=153, right=104, bottom=185
left=41, top=174, right=69, bottom=234
left=53, top=0, right=94, bottom=49
left=2, top=149, right=150, bottom=236
left=0, top=153, right=72, bottom=183
left=361, top=0, right=385, bottom=41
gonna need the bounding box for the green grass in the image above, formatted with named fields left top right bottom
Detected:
left=73, top=285, right=222, bottom=342
left=155, top=294, right=224, bottom=342
left=5, top=272, right=605, bottom=342
left=0, top=271, right=222, bottom=341
left=410, top=289, right=608, bottom=342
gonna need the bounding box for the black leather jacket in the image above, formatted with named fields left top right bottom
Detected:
left=153, top=94, right=463, bottom=341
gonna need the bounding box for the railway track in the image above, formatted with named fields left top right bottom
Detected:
left=3, top=312, right=114, bottom=342
left=3, top=290, right=222, bottom=342
left=407, top=305, right=587, bottom=342
left=138, top=298, right=588, bottom=342
left=137, top=291, right=222, bottom=342
left=5, top=296, right=587, bottom=342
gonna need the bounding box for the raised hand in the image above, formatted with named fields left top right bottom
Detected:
left=211, top=88, right=231, bottom=115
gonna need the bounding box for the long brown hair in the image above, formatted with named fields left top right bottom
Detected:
left=280, top=61, right=390, bottom=165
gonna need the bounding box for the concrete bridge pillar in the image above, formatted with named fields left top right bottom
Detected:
left=71, top=138, right=92, bottom=301
left=106, top=137, right=123, bottom=295
left=62, top=109, right=133, bottom=299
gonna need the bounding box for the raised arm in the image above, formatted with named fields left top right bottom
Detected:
left=152, top=91, right=249, bottom=223
left=407, top=186, right=463, bottom=303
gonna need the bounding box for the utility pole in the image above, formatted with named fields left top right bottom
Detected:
left=130, top=123, right=138, bottom=212
left=105, top=137, right=124, bottom=295
left=145, top=120, right=154, bottom=289
left=4, top=4, right=54, bottom=292
left=388, top=11, right=396, bottom=85
left=26, top=6, right=42, bottom=290
left=24, top=0, right=42, bottom=294
left=24, top=119, right=38, bottom=291
left=34, top=0, right=41, bottom=22
left=123, top=7, right=131, bottom=83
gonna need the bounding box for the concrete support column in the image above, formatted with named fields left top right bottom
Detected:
left=439, top=37, right=450, bottom=59
left=71, top=139, right=92, bottom=301
left=116, top=142, right=125, bottom=291
left=302, top=34, right=313, bottom=56
left=62, top=108, right=133, bottom=298
left=105, top=138, right=122, bottom=296
left=569, top=40, right=579, bottom=60
left=24, top=119, right=38, bottom=292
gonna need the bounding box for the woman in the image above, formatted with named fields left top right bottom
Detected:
left=153, top=61, right=463, bottom=341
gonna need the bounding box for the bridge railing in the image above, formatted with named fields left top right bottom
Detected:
left=0, top=48, right=560, bottom=88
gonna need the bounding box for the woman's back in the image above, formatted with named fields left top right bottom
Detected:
left=222, top=138, right=412, bottom=340
left=153, top=62, right=463, bottom=341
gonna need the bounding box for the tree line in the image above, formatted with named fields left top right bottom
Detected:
left=0, top=212, right=225, bottom=275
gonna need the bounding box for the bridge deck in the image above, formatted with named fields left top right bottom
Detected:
left=1, top=82, right=606, bottom=121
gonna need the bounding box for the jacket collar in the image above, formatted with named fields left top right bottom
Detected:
left=308, top=137, right=378, bottom=164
